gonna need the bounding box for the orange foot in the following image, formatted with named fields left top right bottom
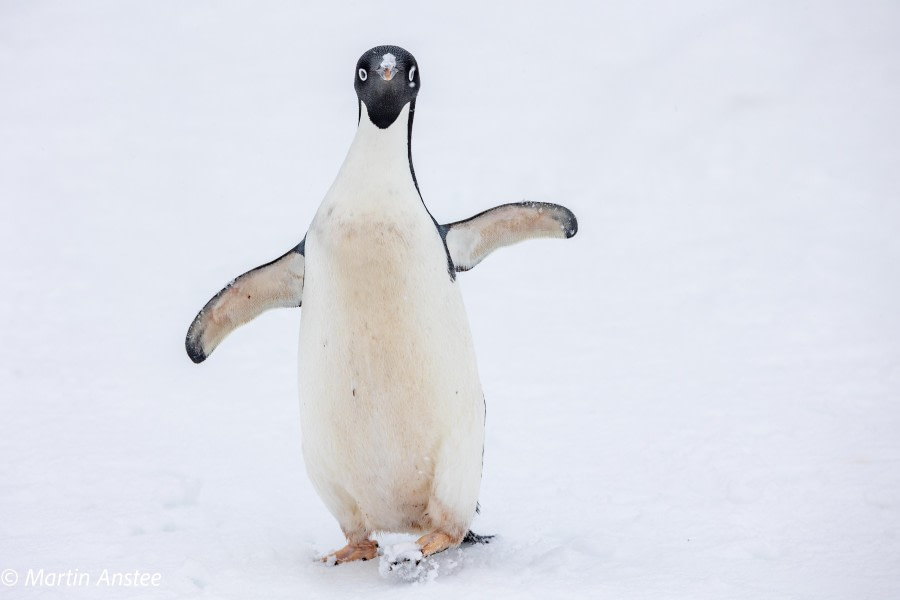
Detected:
left=415, top=531, right=458, bottom=557
left=321, top=539, right=379, bottom=565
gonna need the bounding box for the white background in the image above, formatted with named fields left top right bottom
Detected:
left=1, top=1, right=898, bottom=598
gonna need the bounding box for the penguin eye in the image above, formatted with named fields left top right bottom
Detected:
left=358, top=68, right=367, bottom=81
left=408, top=66, right=416, bottom=81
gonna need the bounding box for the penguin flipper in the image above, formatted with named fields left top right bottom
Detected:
left=443, top=202, right=577, bottom=272
left=185, top=241, right=305, bottom=363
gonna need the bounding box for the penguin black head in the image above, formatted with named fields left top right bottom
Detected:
left=354, top=45, right=420, bottom=129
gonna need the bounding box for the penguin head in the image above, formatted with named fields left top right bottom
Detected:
left=354, top=45, right=420, bottom=129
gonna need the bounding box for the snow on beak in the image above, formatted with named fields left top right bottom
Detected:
left=378, top=52, right=397, bottom=81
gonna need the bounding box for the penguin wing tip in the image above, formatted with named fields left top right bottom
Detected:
left=565, top=214, right=578, bottom=238
left=185, top=337, right=208, bottom=364
left=185, top=318, right=208, bottom=363
left=553, top=205, right=578, bottom=238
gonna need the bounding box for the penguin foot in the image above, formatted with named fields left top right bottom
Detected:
left=415, top=531, right=457, bottom=557
left=461, top=530, right=495, bottom=545
left=321, top=539, right=379, bottom=565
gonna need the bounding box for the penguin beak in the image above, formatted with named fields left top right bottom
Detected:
left=379, top=66, right=396, bottom=81
left=377, top=53, right=398, bottom=81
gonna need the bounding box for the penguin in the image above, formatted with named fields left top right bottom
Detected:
left=185, top=45, right=577, bottom=566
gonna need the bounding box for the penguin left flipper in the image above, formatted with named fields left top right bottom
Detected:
left=185, top=241, right=305, bottom=363
left=443, top=202, right=578, bottom=272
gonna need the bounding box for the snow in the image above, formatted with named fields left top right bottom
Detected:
left=1, top=0, right=899, bottom=598
left=380, top=53, right=397, bottom=70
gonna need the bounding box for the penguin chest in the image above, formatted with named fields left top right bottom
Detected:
left=300, top=199, right=480, bottom=411
left=305, top=198, right=457, bottom=365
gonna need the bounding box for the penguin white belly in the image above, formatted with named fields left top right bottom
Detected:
left=298, top=185, right=484, bottom=537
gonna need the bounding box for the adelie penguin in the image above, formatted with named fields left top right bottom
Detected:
left=185, top=45, right=577, bottom=567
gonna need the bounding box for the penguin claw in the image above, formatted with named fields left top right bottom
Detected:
left=416, top=531, right=456, bottom=557
left=390, top=557, right=422, bottom=568
left=320, top=539, right=379, bottom=565
left=378, top=543, right=426, bottom=580
left=380, top=542, right=424, bottom=569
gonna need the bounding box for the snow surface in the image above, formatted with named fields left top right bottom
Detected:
left=2, top=1, right=899, bottom=598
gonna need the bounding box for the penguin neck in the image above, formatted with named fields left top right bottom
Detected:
left=338, top=101, right=419, bottom=200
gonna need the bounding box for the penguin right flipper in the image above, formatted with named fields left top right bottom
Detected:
left=185, top=241, right=305, bottom=363
left=443, top=202, right=577, bottom=272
